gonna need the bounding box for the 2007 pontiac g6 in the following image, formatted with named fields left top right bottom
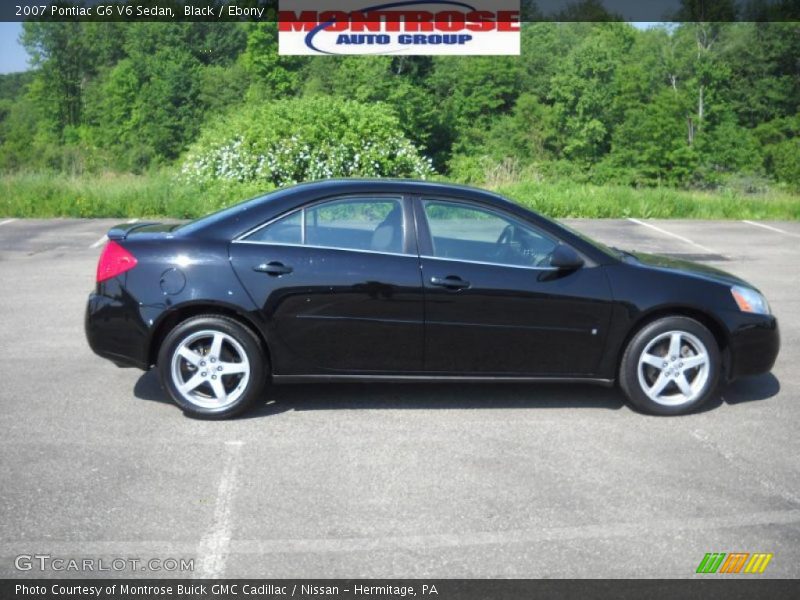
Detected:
left=86, top=180, right=779, bottom=418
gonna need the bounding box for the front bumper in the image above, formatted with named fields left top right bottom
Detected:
left=725, top=312, right=780, bottom=381
left=85, top=291, right=150, bottom=369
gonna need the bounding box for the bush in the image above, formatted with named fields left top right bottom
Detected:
left=768, top=138, right=800, bottom=188
left=181, top=97, right=434, bottom=187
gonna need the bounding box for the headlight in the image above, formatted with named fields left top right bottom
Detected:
left=731, top=285, right=770, bottom=315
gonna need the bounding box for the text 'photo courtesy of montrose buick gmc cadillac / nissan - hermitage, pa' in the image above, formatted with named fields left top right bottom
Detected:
left=85, top=179, right=780, bottom=419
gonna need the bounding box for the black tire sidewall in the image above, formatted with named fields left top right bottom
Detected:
left=157, top=316, right=266, bottom=419
left=620, top=316, right=720, bottom=416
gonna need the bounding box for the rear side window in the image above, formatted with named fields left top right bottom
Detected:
left=248, top=211, right=302, bottom=244
left=245, top=197, right=405, bottom=254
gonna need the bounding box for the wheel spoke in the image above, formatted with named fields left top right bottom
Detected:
left=681, top=354, right=707, bottom=370
left=210, top=378, right=228, bottom=401
left=177, top=346, right=203, bottom=367
left=220, top=361, right=247, bottom=375
left=179, top=372, right=205, bottom=394
left=649, top=373, right=671, bottom=397
left=209, top=333, right=224, bottom=361
left=668, top=332, right=682, bottom=358
left=641, top=353, right=665, bottom=369
left=675, top=373, right=693, bottom=397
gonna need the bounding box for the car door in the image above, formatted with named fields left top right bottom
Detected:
left=229, top=195, right=424, bottom=375
left=416, top=197, right=614, bottom=376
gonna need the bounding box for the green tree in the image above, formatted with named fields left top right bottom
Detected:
left=21, top=22, right=92, bottom=130
left=303, top=56, right=436, bottom=151
left=84, top=36, right=204, bottom=169
left=428, top=56, right=523, bottom=162
left=242, top=23, right=303, bottom=99
left=548, top=24, right=633, bottom=164
left=602, top=89, right=699, bottom=186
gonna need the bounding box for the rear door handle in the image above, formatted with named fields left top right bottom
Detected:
left=254, top=261, right=293, bottom=276
left=430, top=276, right=470, bottom=290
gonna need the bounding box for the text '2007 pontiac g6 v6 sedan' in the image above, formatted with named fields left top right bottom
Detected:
left=85, top=179, right=779, bottom=419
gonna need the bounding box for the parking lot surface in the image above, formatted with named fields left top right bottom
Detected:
left=0, top=217, right=798, bottom=578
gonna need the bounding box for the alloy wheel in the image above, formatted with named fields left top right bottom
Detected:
left=170, top=329, right=250, bottom=409
left=636, top=330, right=710, bottom=407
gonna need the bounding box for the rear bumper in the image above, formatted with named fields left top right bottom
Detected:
left=725, top=312, right=780, bottom=380
left=85, top=291, right=150, bottom=369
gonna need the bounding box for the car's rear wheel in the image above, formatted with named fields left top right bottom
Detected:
left=157, top=315, right=266, bottom=419
left=620, top=316, right=720, bottom=415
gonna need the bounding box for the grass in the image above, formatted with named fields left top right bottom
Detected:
left=499, top=180, right=800, bottom=220
left=0, top=172, right=268, bottom=220
left=1, top=171, right=799, bottom=220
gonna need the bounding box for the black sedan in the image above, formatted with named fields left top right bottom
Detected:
left=85, top=179, right=779, bottom=418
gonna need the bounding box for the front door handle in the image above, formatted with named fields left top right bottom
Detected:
left=430, top=276, right=470, bottom=290
left=254, top=261, right=293, bottom=276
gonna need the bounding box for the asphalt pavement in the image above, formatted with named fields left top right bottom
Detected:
left=0, top=216, right=798, bottom=579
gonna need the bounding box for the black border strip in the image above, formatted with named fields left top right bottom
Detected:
left=2, top=1, right=799, bottom=23
left=3, top=579, right=800, bottom=600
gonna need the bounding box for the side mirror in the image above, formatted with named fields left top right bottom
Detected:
left=550, top=244, right=584, bottom=270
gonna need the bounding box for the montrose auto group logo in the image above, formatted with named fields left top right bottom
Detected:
left=278, top=0, right=520, bottom=55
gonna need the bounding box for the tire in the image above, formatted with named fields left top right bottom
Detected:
left=157, top=315, right=266, bottom=419
left=619, top=316, right=720, bottom=416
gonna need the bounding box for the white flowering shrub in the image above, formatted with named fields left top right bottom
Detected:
left=181, top=97, right=434, bottom=186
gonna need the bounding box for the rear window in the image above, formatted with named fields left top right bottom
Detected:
left=176, top=190, right=281, bottom=236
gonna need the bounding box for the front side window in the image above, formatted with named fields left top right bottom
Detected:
left=422, top=200, right=558, bottom=268
left=245, top=197, right=405, bottom=254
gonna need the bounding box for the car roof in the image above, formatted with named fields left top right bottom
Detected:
left=279, top=178, right=514, bottom=201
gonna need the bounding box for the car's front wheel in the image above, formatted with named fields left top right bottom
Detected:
left=620, top=316, right=720, bottom=415
left=157, top=315, right=266, bottom=419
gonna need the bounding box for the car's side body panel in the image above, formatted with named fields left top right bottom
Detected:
left=406, top=192, right=614, bottom=376
left=229, top=242, right=425, bottom=374
left=419, top=259, right=614, bottom=375
left=86, top=236, right=260, bottom=369
left=597, top=263, right=779, bottom=380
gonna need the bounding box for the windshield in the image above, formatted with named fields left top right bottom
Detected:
left=533, top=211, right=622, bottom=259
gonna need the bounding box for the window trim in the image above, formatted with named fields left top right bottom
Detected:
left=420, top=254, right=559, bottom=272
left=233, top=239, right=417, bottom=259
left=233, top=193, right=414, bottom=256
left=415, top=196, right=561, bottom=270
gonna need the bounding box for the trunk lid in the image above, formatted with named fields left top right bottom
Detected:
left=107, top=221, right=182, bottom=240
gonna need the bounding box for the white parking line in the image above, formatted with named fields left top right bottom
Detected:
left=195, top=440, right=244, bottom=578
left=90, top=218, right=138, bottom=248
left=0, top=218, right=17, bottom=227
left=626, top=218, right=719, bottom=254
left=742, top=220, right=800, bottom=238
left=90, top=235, right=108, bottom=249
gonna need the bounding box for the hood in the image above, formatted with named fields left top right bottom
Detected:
left=628, top=251, right=752, bottom=288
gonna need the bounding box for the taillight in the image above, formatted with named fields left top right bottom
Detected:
left=96, top=241, right=138, bottom=282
